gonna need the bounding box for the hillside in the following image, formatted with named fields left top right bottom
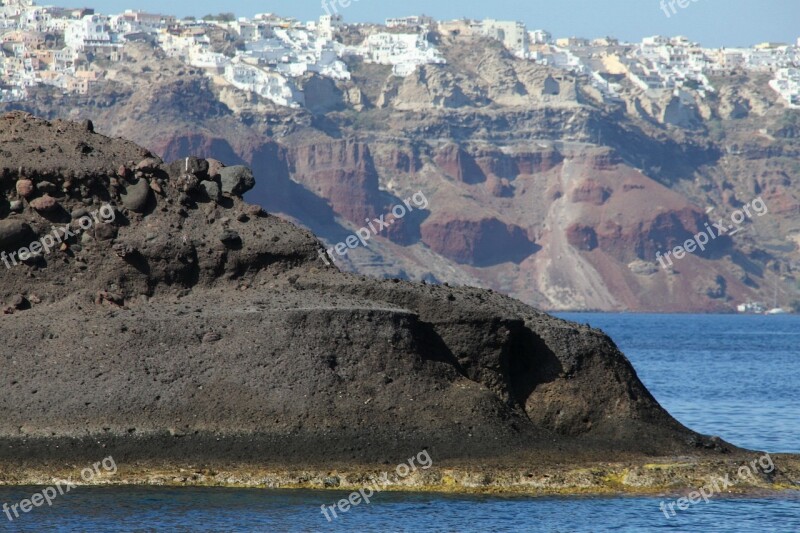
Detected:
left=5, top=33, right=800, bottom=312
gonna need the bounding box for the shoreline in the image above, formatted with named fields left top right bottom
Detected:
left=2, top=455, right=798, bottom=497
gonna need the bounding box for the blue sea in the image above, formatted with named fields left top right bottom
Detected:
left=2, top=314, right=798, bottom=532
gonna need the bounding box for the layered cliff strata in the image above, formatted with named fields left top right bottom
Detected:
left=8, top=36, right=798, bottom=312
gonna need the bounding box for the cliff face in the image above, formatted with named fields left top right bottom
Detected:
left=0, top=113, right=729, bottom=470
left=6, top=36, right=799, bottom=312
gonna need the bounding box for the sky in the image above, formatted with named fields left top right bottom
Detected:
left=47, top=0, right=800, bottom=48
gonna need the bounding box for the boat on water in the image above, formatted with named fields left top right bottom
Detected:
left=764, top=279, right=788, bottom=315
left=737, top=302, right=766, bottom=314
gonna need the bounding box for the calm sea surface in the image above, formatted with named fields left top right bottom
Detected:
left=558, top=313, right=800, bottom=454
left=2, top=314, right=798, bottom=532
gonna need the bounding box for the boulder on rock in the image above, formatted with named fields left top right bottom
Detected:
left=30, top=195, right=58, bottom=212
left=201, top=180, right=221, bottom=202
left=206, top=159, right=224, bottom=179
left=220, top=166, right=255, bottom=197
left=0, top=220, right=34, bottom=250
left=220, top=229, right=242, bottom=247
left=120, top=179, right=153, bottom=213
left=136, top=157, right=162, bottom=173
left=167, top=156, right=209, bottom=180
left=15, top=179, right=34, bottom=199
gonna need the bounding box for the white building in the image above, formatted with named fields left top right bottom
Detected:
left=538, top=46, right=584, bottom=72
left=65, top=14, right=116, bottom=49
left=0, top=0, right=34, bottom=19
left=189, top=49, right=229, bottom=70
left=770, top=68, right=800, bottom=107
left=360, top=32, right=445, bottom=76
left=107, top=10, right=175, bottom=35
left=240, top=28, right=350, bottom=80
left=642, top=35, right=670, bottom=48
left=317, top=14, right=341, bottom=41
left=530, top=29, right=551, bottom=45
left=20, top=5, right=50, bottom=32
left=472, top=19, right=529, bottom=58
left=385, top=16, right=434, bottom=28
left=230, top=19, right=271, bottom=41
left=223, top=58, right=303, bottom=107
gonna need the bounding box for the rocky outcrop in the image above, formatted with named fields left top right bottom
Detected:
left=434, top=143, right=486, bottom=184
left=421, top=216, right=538, bottom=266
left=0, top=112, right=318, bottom=305
left=0, top=114, right=733, bottom=474
left=284, top=139, right=423, bottom=244
left=474, top=147, right=564, bottom=178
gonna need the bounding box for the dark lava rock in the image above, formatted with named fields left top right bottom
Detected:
left=247, top=204, right=265, bottom=217
left=200, top=180, right=221, bottom=202
left=120, top=179, right=152, bottom=213
left=202, top=332, right=221, bottom=343
left=167, top=156, right=209, bottom=180
left=220, top=166, right=255, bottom=196
left=207, top=158, right=224, bottom=179
left=220, top=229, right=241, bottom=247
left=175, top=174, right=201, bottom=194
left=71, top=207, right=89, bottom=219
left=136, top=157, right=162, bottom=173
left=95, top=223, right=118, bottom=241
left=0, top=220, right=35, bottom=250
left=8, top=294, right=26, bottom=309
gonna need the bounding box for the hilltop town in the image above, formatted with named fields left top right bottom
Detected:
left=1, top=0, right=798, bottom=109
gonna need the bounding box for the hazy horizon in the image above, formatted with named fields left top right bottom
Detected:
left=45, top=0, right=800, bottom=49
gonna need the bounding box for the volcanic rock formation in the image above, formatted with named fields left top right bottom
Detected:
left=0, top=113, right=735, bottom=471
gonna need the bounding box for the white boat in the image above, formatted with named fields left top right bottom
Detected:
left=737, top=302, right=766, bottom=314
left=764, top=279, right=786, bottom=315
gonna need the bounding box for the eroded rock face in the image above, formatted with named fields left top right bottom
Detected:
left=434, top=143, right=486, bottom=184
left=0, top=114, right=725, bottom=467
left=421, top=217, right=538, bottom=266
left=566, top=224, right=599, bottom=251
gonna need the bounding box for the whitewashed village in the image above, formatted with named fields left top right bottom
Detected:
left=0, top=0, right=798, bottom=109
